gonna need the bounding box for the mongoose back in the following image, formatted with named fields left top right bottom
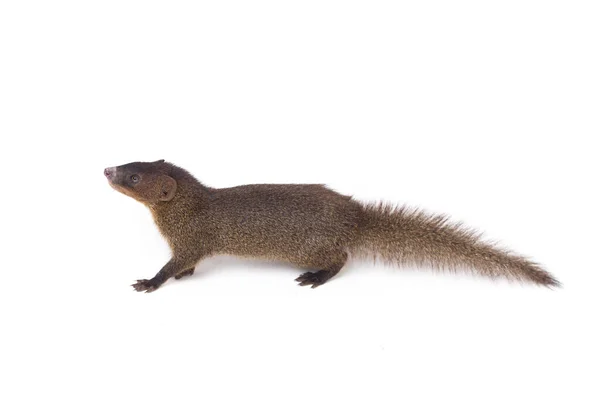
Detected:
left=104, top=160, right=560, bottom=292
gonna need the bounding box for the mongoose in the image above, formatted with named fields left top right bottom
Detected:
left=104, top=160, right=560, bottom=292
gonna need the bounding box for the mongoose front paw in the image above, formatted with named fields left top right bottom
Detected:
left=132, top=279, right=160, bottom=293
left=295, top=271, right=329, bottom=289
left=174, top=268, right=195, bottom=280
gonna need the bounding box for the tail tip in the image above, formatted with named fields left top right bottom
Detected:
left=538, top=274, right=561, bottom=289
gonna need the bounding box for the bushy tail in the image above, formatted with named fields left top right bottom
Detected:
left=351, top=203, right=560, bottom=287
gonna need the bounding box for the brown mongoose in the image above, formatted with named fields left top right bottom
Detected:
left=104, top=160, right=560, bottom=292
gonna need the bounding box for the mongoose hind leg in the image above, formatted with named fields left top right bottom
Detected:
left=174, top=268, right=195, bottom=280
left=295, top=251, right=347, bottom=289
left=296, top=269, right=341, bottom=288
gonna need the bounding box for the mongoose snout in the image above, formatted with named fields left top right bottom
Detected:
left=104, top=167, right=116, bottom=180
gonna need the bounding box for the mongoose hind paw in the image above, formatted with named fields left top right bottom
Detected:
left=132, top=279, right=159, bottom=293
left=295, top=271, right=332, bottom=289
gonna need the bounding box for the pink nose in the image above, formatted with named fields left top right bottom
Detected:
left=104, top=167, right=115, bottom=178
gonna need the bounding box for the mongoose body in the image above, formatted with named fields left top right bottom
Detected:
left=196, top=184, right=361, bottom=262
left=104, top=160, right=559, bottom=292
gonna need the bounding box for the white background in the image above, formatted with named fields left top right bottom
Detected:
left=1, top=1, right=598, bottom=399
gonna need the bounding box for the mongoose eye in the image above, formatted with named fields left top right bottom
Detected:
left=130, top=175, right=140, bottom=183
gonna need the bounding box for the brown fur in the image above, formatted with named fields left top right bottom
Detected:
left=104, top=160, right=560, bottom=292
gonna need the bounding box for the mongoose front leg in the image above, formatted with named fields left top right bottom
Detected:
left=132, top=258, right=198, bottom=293
left=174, top=268, right=195, bottom=280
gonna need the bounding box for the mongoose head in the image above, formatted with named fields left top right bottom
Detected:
left=104, top=160, right=177, bottom=204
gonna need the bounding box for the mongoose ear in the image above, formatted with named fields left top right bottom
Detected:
left=153, top=159, right=165, bottom=164
left=158, top=175, right=177, bottom=201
